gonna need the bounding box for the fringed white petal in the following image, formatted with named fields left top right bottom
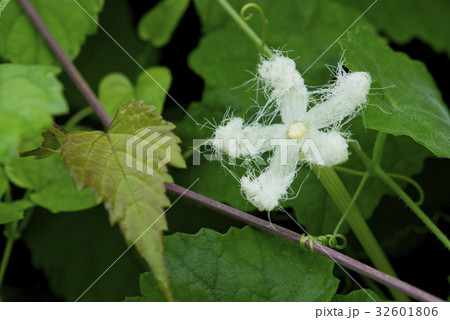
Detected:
left=212, top=117, right=287, bottom=158
left=241, top=144, right=299, bottom=211
left=301, top=129, right=349, bottom=166
left=258, top=55, right=308, bottom=124
left=304, top=72, right=371, bottom=129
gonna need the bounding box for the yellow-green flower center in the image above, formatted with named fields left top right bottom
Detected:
left=288, top=122, right=308, bottom=139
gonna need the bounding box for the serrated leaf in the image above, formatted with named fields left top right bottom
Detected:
left=337, top=0, right=450, bottom=56
left=340, top=27, right=450, bottom=158
left=6, top=134, right=98, bottom=213
left=23, top=207, right=145, bottom=301
left=332, top=289, right=383, bottom=302
left=127, top=226, right=339, bottom=301
left=60, top=101, right=185, bottom=301
left=0, top=64, right=68, bottom=162
left=99, top=67, right=172, bottom=117
left=138, top=0, right=190, bottom=47
left=0, top=199, right=33, bottom=225
left=0, top=0, right=104, bottom=65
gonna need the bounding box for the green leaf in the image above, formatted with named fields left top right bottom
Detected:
left=6, top=134, right=98, bottom=213
left=0, top=0, right=10, bottom=16
left=0, top=199, right=33, bottom=225
left=332, top=289, right=383, bottom=302
left=0, top=166, right=8, bottom=198
left=127, top=226, right=339, bottom=301
left=23, top=207, right=145, bottom=301
left=337, top=0, right=450, bottom=56
left=20, top=124, right=66, bottom=159
left=0, top=64, right=68, bottom=162
left=135, top=67, right=172, bottom=115
left=138, top=0, right=190, bottom=47
left=99, top=67, right=172, bottom=117
left=64, top=0, right=149, bottom=109
left=340, top=27, right=450, bottom=158
left=98, top=73, right=134, bottom=117
left=0, top=0, right=104, bottom=65
left=60, top=101, right=185, bottom=301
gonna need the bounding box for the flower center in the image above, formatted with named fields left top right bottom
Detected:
left=288, top=122, right=308, bottom=139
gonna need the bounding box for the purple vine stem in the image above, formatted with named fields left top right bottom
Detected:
left=18, top=0, right=443, bottom=302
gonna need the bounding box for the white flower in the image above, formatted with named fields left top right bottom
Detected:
left=211, top=53, right=371, bottom=211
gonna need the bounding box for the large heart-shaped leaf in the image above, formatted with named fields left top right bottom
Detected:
left=127, top=226, right=339, bottom=301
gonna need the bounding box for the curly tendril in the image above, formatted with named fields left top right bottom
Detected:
left=240, top=3, right=269, bottom=116
left=300, top=233, right=347, bottom=252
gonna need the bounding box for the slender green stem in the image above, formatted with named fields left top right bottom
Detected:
left=65, top=107, right=93, bottom=129
left=335, top=167, right=424, bottom=206
left=372, top=132, right=387, bottom=165
left=313, top=166, right=409, bottom=301
left=0, top=191, right=34, bottom=300
left=351, top=143, right=450, bottom=250
left=333, top=172, right=369, bottom=236
left=217, top=0, right=273, bottom=57
left=0, top=221, right=18, bottom=299
left=334, top=166, right=366, bottom=176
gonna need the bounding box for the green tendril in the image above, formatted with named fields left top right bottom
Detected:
left=300, top=233, right=347, bottom=252
left=240, top=3, right=268, bottom=55
left=240, top=3, right=269, bottom=117
left=300, top=233, right=314, bottom=252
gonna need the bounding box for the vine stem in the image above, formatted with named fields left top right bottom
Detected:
left=16, top=0, right=444, bottom=302
left=351, top=141, right=450, bottom=250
